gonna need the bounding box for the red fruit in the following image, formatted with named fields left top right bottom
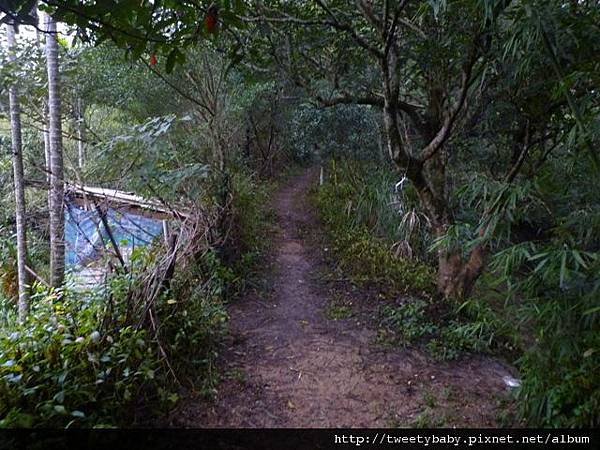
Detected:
left=149, top=54, right=158, bottom=66
left=205, top=6, right=218, bottom=34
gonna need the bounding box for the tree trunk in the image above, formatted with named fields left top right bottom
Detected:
left=43, top=105, right=50, bottom=182
left=436, top=244, right=486, bottom=299
left=413, top=168, right=487, bottom=299
left=34, top=5, right=51, bottom=183
left=76, top=97, right=85, bottom=168
left=6, top=23, right=30, bottom=321
left=382, top=106, right=486, bottom=298
left=45, top=13, right=65, bottom=287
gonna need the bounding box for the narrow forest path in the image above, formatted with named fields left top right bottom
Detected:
left=170, top=169, right=516, bottom=427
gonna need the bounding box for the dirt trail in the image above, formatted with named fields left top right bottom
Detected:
left=171, top=169, right=515, bottom=427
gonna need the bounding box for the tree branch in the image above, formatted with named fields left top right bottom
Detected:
left=418, top=46, right=479, bottom=162
left=314, top=0, right=384, bottom=59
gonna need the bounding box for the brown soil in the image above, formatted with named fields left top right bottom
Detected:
left=169, top=169, right=517, bottom=428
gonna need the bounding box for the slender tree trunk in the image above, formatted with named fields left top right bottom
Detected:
left=43, top=103, right=50, bottom=182
left=44, top=13, right=65, bottom=287
left=77, top=97, right=85, bottom=168
left=6, top=23, right=30, bottom=321
left=34, top=8, right=51, bottom=183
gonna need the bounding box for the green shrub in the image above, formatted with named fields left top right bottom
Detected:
left=514, top=289, right=600, bottom=427
left=0, top=285, right=226, bottom=429
left=426, top=297, right=521, bottom=361
left=489, top=236, right=600, bottom=427
left=215, top=170, right=275, bottom=295
left=0, top=244, right=231, bottom=428
left=517, top=329, right=599, bottom=428
left=427, top=321, right=492, bottom=361
left=159, top=250, right=229, bottom=390
left=0, top=163, right=276, bottom=428
left=376, top=296, right=513, bottom=361
left=380, top=300, right=437, bottom=345
left=315, top=161, right=435, bottom=295
left=0, top=283, right=160, bottom=427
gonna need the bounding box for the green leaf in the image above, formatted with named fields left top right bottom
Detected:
left=559, top=251, right=567, bottom=288
left=165, top=47, right=184, bottom=74
left=571, top=250, right=589, bottom=269
left=53, top=391, right=65, bottom=404
left=583, top=306, right=600, bottom=316
left=53, top=405, right=67, bottom=415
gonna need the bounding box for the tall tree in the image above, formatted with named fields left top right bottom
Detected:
left=5, top=22, right=30, bottom=321
left=44, top=12, right=65, bottom=287
left=34, top=8, right=51, bottom=183
left=237, top=1, right=504, bottom=298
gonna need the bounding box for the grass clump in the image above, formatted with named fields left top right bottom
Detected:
left=379, top=300, right=437, bottom=345
left=315, top=160, right=435, bottom=296
left=325, top=293, right=355, bottom=321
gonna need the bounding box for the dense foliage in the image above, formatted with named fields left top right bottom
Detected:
left=314, top=153, right=599, bottom=427
left=316, top=160, right=435, bottom=295
left=1, top=0, right=598, bottom=429
left=0, top=167, right=272, bottom=427
left=315, top=161, right=518, bottom=361
left=0, top=31, right=279, bottom=426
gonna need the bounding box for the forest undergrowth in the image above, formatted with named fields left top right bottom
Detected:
left=0, top=169, right=274, bottom=428
left=1, top=0, right=598, bottom=430
left=314, top=160, right=599, bottom=427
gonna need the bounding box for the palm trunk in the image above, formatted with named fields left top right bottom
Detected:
left=44, top=13, right=65, bottom=287
left=6, top=23, right=30, bottom=321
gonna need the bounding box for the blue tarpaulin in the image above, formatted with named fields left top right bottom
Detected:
left=65, top=204, right=163, bottom=267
